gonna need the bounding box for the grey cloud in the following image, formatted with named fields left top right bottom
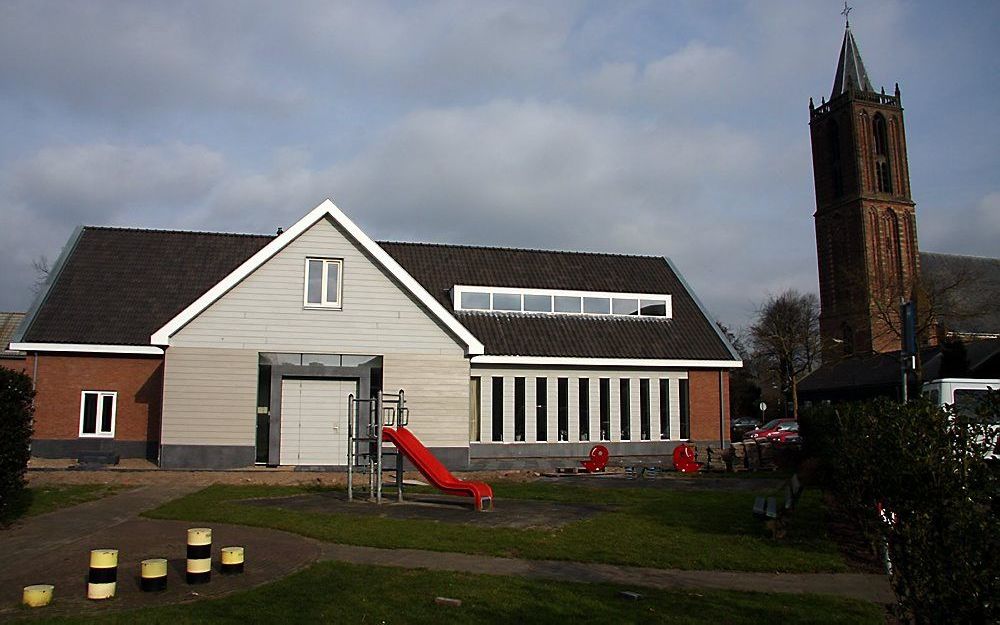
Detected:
left=5, top=143, right=226, bottom=223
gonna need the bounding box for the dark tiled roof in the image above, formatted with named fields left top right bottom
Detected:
left=21, top=226, right=736, bottom=362
left=799, top=338, right=1000, bottom=395
left=380, top=242, right=735, bottom=360
left=23, top=227, right=273, bottom=345
left=0, top=311, right=26, bottom=358
left=920, top=252, right=1000, bottom=336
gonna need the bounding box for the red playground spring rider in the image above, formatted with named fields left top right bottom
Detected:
left=580, top=445, right=609, bottom=472
left=672, top=444, right=702, bottom=473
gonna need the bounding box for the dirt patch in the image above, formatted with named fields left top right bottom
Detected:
left=822, top=493, right=887, bottom=576
left=538, top=472, right=788, bottom=492
left=27, top=466, right=541, bottom=489
left=241, top=490, right=609, bottom=529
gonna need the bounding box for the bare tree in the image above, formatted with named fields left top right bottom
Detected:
left=717, top=322, right=762, bottom=418
left=31, top=255, right=51, bottom=295
left=749, top=290, right=821, bottom=419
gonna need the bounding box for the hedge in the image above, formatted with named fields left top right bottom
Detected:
left=801, top=394, right=999, bottom=624
left=0, top=368, right=34, bottom=519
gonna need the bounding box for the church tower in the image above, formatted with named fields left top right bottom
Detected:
left=809, top=19, right=919, bottom=355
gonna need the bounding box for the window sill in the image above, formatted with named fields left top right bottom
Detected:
left=303, top=304, right=343, bottom=311
left=79, top=433, right=114, bottom=439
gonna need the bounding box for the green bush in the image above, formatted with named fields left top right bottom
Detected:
left=0, top=368, right=34, bottom=519
left=801, top=395, right=999, bottom=624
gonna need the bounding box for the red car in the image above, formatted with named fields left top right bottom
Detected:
left=744, top=418, right=796, bottom=441
left=768, top=421, right=802, bottom=448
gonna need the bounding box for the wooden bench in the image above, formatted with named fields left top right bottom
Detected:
left=752, top=474, right=803, bottom=538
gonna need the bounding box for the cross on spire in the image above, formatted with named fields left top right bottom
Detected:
left=841, top=2, right=853, bottom=27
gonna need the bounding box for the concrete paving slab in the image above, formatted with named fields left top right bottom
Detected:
left=0, top=519, right=321, bottom=620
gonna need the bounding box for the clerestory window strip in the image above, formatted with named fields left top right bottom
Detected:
left=453, top=285, right=671, bottom=319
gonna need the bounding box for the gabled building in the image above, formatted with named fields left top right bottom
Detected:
left=12, top=200, right=740, bottom=469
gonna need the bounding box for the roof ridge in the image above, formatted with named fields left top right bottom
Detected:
left=83, top=225, right=276, bottom=239
left=921, top=250, right=1000, bottom=262
left=377, top=239, right=663, bottom=260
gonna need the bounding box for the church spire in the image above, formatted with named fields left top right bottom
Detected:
left=831, top=21, right=874, bottom=98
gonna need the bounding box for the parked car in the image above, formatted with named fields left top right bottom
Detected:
left=744, top=418, right=796, bottom=441
left=730, top=416, right=761, bottom=440
left=768, top=421, right=802, bottom=448
left=922, top=378, right=1000, bottom=461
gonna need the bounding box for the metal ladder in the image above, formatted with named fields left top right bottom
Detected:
left=347, top=390, right=408, bottom=504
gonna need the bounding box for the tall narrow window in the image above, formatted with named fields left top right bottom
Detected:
left=80, top=391, right=116, bottom=437
left=873, top=114, right=892, bottom=193
left=659, top=379, right=671, bottom=439
left=535, top=378, right=547, bottom=442
left=514, top=377, right=525, bottom=442
left=620, top=379, right=631, bottom=440
left=304, top=258, right=343, bottom=308
left=557, top=378, right=569, bottom=441
left=599, top=378, right=610, bottom=441
left=469, top=377, right=481, bottom=442
left=578, top=379, right=590, bottom=441
left=679, top=378, right=691, bottom=439
left=639, top=379, right=651, bottom=440
left=491, top=377, right=504, bottom=442
left=828, top=120, right=843, bottom=198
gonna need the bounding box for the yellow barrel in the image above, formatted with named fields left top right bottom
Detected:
left=22, top=584, right=54, bottom=608
left=140, top=558, right=168, bottom=592
left=186, top=528, right=212, bottom=584
left=87, top=549, right=118, bottom=600
left=220, top=546, right=245, bottom=574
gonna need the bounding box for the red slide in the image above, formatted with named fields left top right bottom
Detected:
left=382, top=427, right=493, bottom=512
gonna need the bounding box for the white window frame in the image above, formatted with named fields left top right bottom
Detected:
left=303, top=258, right=344, bottom=309
left=79, top=391, right=117, bottom=438
left=452, top=285, right=671, bottom=319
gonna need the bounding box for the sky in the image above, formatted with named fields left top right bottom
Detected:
left=1, top=0, right=998, bottom=332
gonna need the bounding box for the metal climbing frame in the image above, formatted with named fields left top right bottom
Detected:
left=347, top=389, right=409, bottom=504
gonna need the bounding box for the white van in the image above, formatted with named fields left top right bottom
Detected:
left=922, top=378, right=1000, bottom=460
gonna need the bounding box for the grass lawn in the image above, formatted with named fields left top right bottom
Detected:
left=145, top=481, right=847, bottom=573
left=11, top=561, right=884, bottom=625
left=1, top=484, right=123, bottom=525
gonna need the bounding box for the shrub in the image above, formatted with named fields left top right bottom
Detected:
left=801, top=395, right=999, bottom=624
left=0, top=368, right=34, bottom=519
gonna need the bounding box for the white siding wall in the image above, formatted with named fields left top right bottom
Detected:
left=170, top=216, right=463, bottom=355
left=383, top=353, right=469, bottom=449
left=161, top=347, right=257, bottom=445
left=471, top=366, right=688, bottom=446
left=162, top=216, right=469, bottom=451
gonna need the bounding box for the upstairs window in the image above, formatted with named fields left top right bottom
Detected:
left=304, top=258, right=343, bottom=308
left=80, top=391, right=116, bottom=437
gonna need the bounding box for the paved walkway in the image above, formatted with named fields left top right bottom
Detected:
left=319, top=543, right=894, bottom=604
left=1, top=483, right=894, bottom=619
left=0, top=486, right=321, bottom=620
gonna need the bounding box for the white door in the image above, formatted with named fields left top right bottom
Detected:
left=279, top=378, right=355, bottom=465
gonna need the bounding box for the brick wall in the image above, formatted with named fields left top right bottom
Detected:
left=30, top=353, right=163, bottom=445
left=0, top=357, right=28, bottom=374
left=688, top=369, right=730, bottom=443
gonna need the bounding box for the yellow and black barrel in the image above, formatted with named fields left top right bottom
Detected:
left=220, top=546, right=245, bottom=574
left=140, top=558, right=168, bottom=592
left=22, top=584, right=54, bottom=608
left=186, top=528, right=212, bottom=584
left=87, top=549, right=118, bottom=600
